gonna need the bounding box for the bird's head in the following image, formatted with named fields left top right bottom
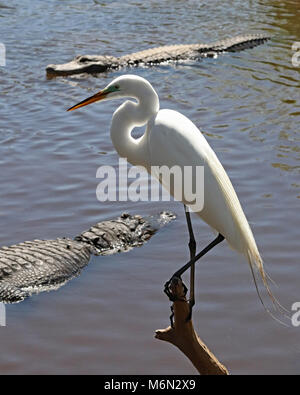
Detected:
left=67, top=75, right=153, bottom=112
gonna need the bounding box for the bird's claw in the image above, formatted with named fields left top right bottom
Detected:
left=164, top=276, right=187, bottom=301
left=164, top=276, right=193, bottom=325
left=164, top=276, right=189, bottom=328
left=164, top=278, right=176, bottom=301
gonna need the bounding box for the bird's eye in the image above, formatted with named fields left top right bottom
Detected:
left=115, top=85, right=120, bottom=90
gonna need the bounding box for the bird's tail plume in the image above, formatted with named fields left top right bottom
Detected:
left=246, top=248, right=290, bottom=326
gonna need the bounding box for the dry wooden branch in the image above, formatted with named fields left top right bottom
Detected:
left=155, top=277, right=229, bottom=375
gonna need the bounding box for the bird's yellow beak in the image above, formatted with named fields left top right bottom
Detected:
left=67, top=89, right=109, bottom=112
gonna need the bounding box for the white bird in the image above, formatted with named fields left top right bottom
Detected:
left=67, top=74, right=281, bottom=320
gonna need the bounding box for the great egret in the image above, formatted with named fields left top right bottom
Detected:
left=67, top=74, right=281, bottom=320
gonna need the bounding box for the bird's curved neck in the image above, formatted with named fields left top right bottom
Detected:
left=110, top=89, right=159, bottom=167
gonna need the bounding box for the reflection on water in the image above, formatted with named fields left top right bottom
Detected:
left=0, top=0, right=299, bottom=375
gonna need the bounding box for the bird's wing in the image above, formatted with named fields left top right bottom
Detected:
left=147, top=109, right=252, bottom=253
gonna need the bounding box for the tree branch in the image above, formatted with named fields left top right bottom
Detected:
left=155, top=277, right=229, bottom=375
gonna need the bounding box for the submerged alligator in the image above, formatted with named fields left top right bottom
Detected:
left=0, top=212, right=175, bottom=303
left=46, top=33, right=271, bottom=77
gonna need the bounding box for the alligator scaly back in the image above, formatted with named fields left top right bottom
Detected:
left=46, top=33, right=271, bottom=77
left=0, top=212, right=175, bottom=303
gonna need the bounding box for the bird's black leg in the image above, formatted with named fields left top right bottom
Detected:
left=184, top=205, right=196, bottom=321
left=164, top=233, right=225, bottom=321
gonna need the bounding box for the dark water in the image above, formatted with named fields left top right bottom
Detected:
left=0, top=0, right=299, bottom=374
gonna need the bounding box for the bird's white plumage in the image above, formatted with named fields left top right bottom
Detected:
left=105, top=75, right=268, bottom=288
left=69, top=74, right=275, bottom=305
left=147, top=109, right=259, bottom=256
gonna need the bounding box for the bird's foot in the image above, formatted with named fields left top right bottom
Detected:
left=164, top=278, right=175, bottom=301
left=164, top=276, right=187, bottom=302
left=164, top=276, right=188, bottom=328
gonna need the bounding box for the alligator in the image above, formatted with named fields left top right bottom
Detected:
left=46, top=33, right=271, bottom=78
left=0, top=211, right=175, bottom=303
